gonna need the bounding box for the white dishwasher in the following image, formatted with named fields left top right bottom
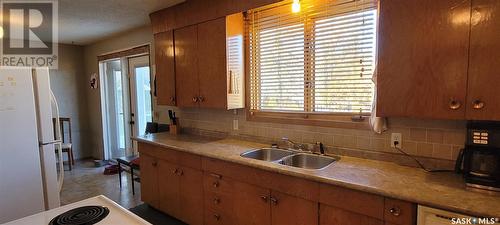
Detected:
left=417, top=205, right=499, bottom=225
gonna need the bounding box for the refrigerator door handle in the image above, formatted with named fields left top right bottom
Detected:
left=39, top=140, right=62, bottom=146
left=50, top=90, right=64, bottom=192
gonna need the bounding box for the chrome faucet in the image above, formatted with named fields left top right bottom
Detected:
left=281, top=137, right=307, bottom=152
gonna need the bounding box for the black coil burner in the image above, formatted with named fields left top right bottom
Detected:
left=49, top=206, right=110, bottom=225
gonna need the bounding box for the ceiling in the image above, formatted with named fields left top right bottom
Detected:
left=58, top=0, right=184, bottom=45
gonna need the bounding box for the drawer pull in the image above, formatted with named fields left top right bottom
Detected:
left=178, top=169, right=184, bottom=176
left=213, top=181, right=220, bottom=188
left=260, top=195, right=268, bottom=203
left=389, top=207, right=401, bottom=217
left=270, top=197, right=278, bottom=206
left=213, top=214, right=221, bottom=221
left=448, top=99, right=462, bottom=110
left=210, top=173, right=222, bottom=180
left=472, top=100, right=485, bottom=109
left=213, top=197, right=220, bottom=205
left=173, top=168, right=178, bottom=174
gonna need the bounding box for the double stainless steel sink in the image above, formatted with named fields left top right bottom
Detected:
left=240, top=148, right=339, bottom=170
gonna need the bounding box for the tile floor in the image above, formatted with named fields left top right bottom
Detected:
left=60, top=160, right=142, bottom=209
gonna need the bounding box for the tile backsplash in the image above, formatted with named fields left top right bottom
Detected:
left=157, top=107, right=466, bottom=167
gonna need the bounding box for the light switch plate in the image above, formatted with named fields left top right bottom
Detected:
left=391, top=133, right=402, bottom=148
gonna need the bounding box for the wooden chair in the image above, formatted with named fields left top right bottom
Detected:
left=53, top=117, right=75, bottom=171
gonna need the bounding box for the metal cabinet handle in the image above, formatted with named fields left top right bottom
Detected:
left=170, top=96, right=175, bottom=103
left=389, top=207, right=401, bottom=217
left=260, top=195, right=268, bottom=203
left=177, top=169, right=184, bottom=176
left=213, top=214, right=221, bottom=221
left=270, top=197, right=278, bottom=206
left=210, top=173, right=222, bottom=179
left=173, top=168, right=178, bottom=174
left=213, top=197, right=220, bottom=205
left=192, top=97, right=198, bottom=103
left=448, top=99, right=462, bottom=110
left=213, top=181, right=219, bottom=188
left=472, top=100, right=485, bottom=109
left=198, top=96, right=205, bottom=102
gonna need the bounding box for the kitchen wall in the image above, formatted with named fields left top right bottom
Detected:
left=50, top=44, right=90, bottom=159
left=157, top=107, right=466, bottom=168
left=83, top=25, right=154, bottom=159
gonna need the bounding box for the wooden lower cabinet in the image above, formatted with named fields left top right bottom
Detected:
left=157, top=159, right=203, bottom=225
left=158, top=160, right=180, bottom=218
left=179, top=166, right=204, bottom=225
left=139, top=154, right=159, bottom=208
left=139, top=143, right=417, bottom=225
left=320, top=204, right=383, bottom=225
left=232, top=181, right=271, bottom=225
left=270, top=191, right=318, bottom=225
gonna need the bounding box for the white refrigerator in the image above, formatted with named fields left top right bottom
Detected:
left=0, top=67, right=63, bottom=223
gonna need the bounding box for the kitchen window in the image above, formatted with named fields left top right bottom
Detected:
left=247, top=0, right=377, bottom=125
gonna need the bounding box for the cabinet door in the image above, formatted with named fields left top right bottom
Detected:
left=174, top=25, right=200, bottom=107
left=154, top=31, right=176, bottom=106
left=197, top=18, right=228, bottom=109
left=233, top=181, right=271, bottom=225
left=467, top=0, right=500, bottom=120
left=377, top=0, right=470, bottom=119
left=320, top=204, right=383, bottom=225
left=158, top=160, right=181, bottom=218
left=179, top=166, right=204, bottom=225
left=139, top=154, right=159, bottom=208
left=270, top=191, right=318, bottom=225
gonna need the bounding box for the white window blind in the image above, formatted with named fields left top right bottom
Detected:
left=248, top=0, right=377, bottom=114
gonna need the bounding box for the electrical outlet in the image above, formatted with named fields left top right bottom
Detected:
left=233, top=119, right=239, bottom=130
left=391, top=133, right=402, bottom=148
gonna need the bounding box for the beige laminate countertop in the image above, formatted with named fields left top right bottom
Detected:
left=133, top=133, right=500, bottom=217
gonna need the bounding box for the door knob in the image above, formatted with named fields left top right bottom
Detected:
left=170, top=96, right=175, bottom=103
left=213, top=214, right=221, bottom=221
left=198, top=96, right=205, bottom=102
left=260, top=195, right=268, bottom=203
left=448, top=99, right=462, bottom=110
left=213, top=181, right=219, bottom=188
left=213, top=197, right=220, bottom=204
left=472, top=100, right=485, bottom=109
left=192, top=97, right=198, bottom=103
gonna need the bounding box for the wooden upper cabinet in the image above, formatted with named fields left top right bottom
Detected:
left=174, top=25, right=200, bottom=108
left=466, top=0, right=500, bottom=120
left=377, top=0, right=471, bottom=119
left=154, top=31, right=176, bottom=106
left=173, top=13, right=245, bottom=109
left=197, top=17, right=228, bottom=109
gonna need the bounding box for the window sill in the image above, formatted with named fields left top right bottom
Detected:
left=247, top=110, right=371, bottom=130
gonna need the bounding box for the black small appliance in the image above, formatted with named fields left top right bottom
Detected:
left=457, top=121, right=500, bottom=191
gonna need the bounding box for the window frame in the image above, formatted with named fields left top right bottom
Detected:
left=244, top=1, right=376, bottom=128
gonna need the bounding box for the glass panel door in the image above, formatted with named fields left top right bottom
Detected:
left=100, top=59, right=131, bottom=159
left=129, top=56, right=152, bottom=154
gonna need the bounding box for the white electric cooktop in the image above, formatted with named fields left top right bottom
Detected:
left=3, top=195, right=151, bottom=225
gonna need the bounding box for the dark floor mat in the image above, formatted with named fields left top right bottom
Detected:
left=129, top=204, right=186, bottom=225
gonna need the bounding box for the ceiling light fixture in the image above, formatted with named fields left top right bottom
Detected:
left=292, top=0, right=301, bottom=13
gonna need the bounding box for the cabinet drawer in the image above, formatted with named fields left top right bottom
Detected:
left=204, top=171, right=234, bottom=194
left=204, top=191, right=234, bottom=211
left=384, top=198, right=416, bottom=225
left=319, top=184, right=384, bottom=219
left=204, top=208, right=233, bottom=225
